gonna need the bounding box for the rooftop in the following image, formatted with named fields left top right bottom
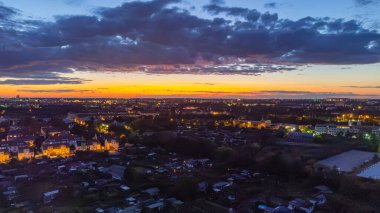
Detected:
left=358, top=161, right=380, bottom=180
left=316, top=150, right=379, bottom=172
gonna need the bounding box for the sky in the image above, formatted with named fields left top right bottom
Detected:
left=0, top=0, right=380, bottom=99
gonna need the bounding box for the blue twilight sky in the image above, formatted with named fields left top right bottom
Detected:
left=0, top=0, right=380, bottom=98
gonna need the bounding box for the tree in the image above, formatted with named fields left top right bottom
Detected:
left=108, top=123, right=130, bottom=137
left=34, top=136, right=45, bottom=152
left=339, top=176, right=367, bottom=201
left=69, top=144, right=76, bottom=151
left=50, top=117, right=66, bottom=128
left=70, top=123, right=86, bottom=136
left=124, top=167, right=147, bottom=184
left=214, top=146, right=235, bottom=162
left=259, top=152, right=306, bottom=180
left=20, top=117, right=41, bottom=134
left=131, top=117, right=156, bottom=132
left=172, top=176, right=198, bottom=200
left=141, top=132, right=216, bottom=158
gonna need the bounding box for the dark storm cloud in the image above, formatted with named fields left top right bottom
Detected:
left=0, top=0, right=380, bottom=82
left=138, top=63, right=299, bottom=75
left=0, top=61, right=88, bottom=85
left=203, top=3, right=262, bottom=21
left=0, top=4, right=18, bottom=19
left=355, top=0, right=379, bottom=6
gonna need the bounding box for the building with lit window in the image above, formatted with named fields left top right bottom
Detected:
left=17, top=146, right=34, bottom=160
left=373, top=128, right=380, bottom=138
left=236, top=118, right=271, bottom=129
left=42, top=142, right=71, bottom=158
left=41, top=126, right=64, bottom=137
left=315, top=124, right=351, bottom=136
left=105, top=140, right=119, bottom=152
left=0, top=148, right=10, bottom=163
left=75, top=140, right=102, bottom=152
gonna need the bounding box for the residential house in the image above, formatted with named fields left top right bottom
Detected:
left=212, top=181, right=232, bottom=192
left=42, top=142, right=71, bottom=158
left=17, top=146, right=34, bottom=160
left=145, top=201, right=164, bottom=213
left=285, top=132, right=313, bottom=143
left=288, top=199, right=314, bottom=213
left=0, top=148, right=10, bottom=163
left=43, top=189, right=60, bottom=204
left=105, top=138, right=119, bottom=152
left=106, top=165, right=126, bottom=180
left=143, top=187, right=160, bottom=196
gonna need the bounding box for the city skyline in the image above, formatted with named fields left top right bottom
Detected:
left=1, top=0, right=380, bottom=98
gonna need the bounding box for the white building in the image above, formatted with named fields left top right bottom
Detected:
left=315, top=124, right=359, bottom=136
left=372, top=127, right=380, bottom=138
left=315, top=150, right=380, bottom=172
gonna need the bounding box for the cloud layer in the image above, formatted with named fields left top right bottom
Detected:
left=17, top=89, right=95, bottom=93
left=343, top=85, right=380, bottom=88
left=0, top=0, right=380, bottom=84
left=355, top=0, right=379, bottom=6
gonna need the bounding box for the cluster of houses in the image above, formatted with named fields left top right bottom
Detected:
left=314, top=120, right=380, bottom=138
left=253, top=185, right=333, bottom=213
left=0, top=135, right=36, bottom=163
left=59, top=163, right=186, bottom=213
left=41, top=134, right=119, bottom=158
left=283, top=120, right=380, bottom=143
left=0, top=154, right=185, bottom=212
left=232, top=118, right=272, bottom=129
left=157, top=157, right=213, bottom=175
left=95, top=189, right=185, bottom=213
left=256, top=193, right=327, bottom=213
left=179, top=117, right=380, bottom=145
left=0, top=126, right=119, bottom=164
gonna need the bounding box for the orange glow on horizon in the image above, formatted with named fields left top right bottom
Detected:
left=1, top=64, right=379, bottom=99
